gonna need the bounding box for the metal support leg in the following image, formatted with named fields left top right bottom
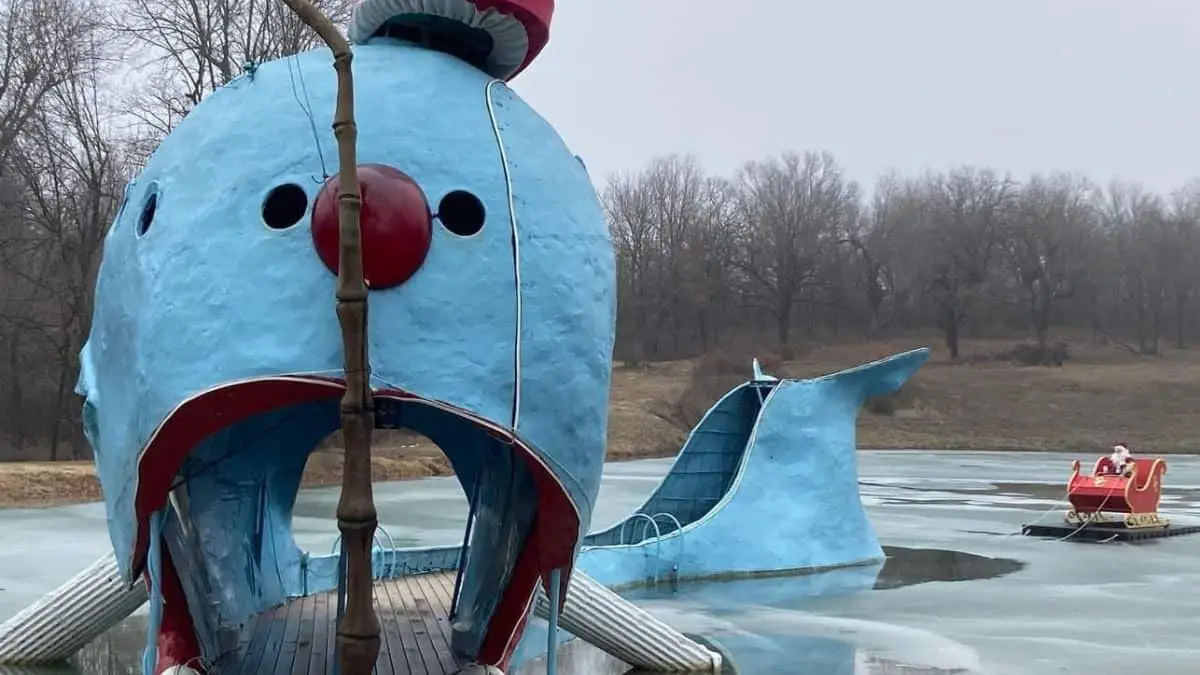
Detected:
left=449, top=475, right=481, bottom=620
left=141, top=510, right=166, bottom=675
left=545, top=568, right=562, bottom=675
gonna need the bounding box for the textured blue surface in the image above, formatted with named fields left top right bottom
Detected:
left=584, top=384, right=763, bottom=547
left=350, top=349, right=929, bottom=669
left=578, top=348, right=930, bottom=588
left=77, top=38, right=615, bottom=637
left=180, top=402, right=335, bottom=620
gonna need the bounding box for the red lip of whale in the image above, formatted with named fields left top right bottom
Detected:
left=131, top=374, right=579, bottom=667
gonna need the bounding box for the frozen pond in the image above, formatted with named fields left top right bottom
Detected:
left=2, top=451, right=1199, bottom=674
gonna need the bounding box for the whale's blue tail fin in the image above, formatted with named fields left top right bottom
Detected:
left=821, top=347, right=931, bottom=403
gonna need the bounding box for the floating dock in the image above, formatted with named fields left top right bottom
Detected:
left=0, top=553, right=719, bottom=673
left=224, top=572, right=460, bottom=675
left=1022, top=522, right=1200, bottom=542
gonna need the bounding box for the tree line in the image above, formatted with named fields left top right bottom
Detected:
left=0, top=0, right=1193, bottom=460
left=608, top=153, right=1200, bottom=365
left=0, top=0, right=349, bottom=459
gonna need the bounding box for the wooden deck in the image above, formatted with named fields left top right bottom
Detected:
left=223, top=571, right=463, bottom=675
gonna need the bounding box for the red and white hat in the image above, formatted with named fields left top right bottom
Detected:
left=349, top=0, right=553, bottom=80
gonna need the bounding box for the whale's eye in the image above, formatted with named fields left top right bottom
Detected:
left=137, top=189, right=158, bottom=237
left=262, top=183, right=308, bottom=230
left=436, top=190, right=485, bottom=237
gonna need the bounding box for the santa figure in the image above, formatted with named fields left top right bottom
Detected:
left=1110, top=443, right=1133, bottom=475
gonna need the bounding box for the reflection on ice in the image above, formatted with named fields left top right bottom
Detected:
left=627, top=604, right=984, bottom=675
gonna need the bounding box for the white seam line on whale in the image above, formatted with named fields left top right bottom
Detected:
left=485, top=77, right=523, bottom=431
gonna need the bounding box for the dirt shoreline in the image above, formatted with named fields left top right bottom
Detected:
left=6, top=337, right=1200, bottom=509
left=4, top=445, right=1192, bottom=510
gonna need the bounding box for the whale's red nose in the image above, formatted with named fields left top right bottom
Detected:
left=311, top=164, right=433, bottom=289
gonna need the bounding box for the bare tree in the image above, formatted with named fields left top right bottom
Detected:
left=0, top=0, right=111, bottom=457
left=730, top=151, right=859, bottom=356
left=0, top=0, right=102, bottom=166
left=910, top=167, right=1016, bottom=359
left=677, top=178, right=737, bottom=350
left=605, top=167, right=657, bottom=364
left=850, top=172, right=926, bottom=336
left=1166, top=182, right=1200, bottom=348
left=7, top=65, right=127, bottom=457
left=605, top=155, right=731, bottom=361
left=1001, top=173, right=1098, bottom=347
left=1102, top=181, right=1169, bottom=354
left=113, top=0, right=355, bottom=142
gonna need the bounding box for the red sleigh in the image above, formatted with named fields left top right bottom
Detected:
left=1066, top=456, right=1168, bottom=528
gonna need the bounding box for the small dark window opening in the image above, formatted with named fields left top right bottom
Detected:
left=138, top=191, right=158, bottom=237
left=437, top=190, right=486, bottom=237
left=262, top=183, right=309, bottom=230
left=377, top=15, right=495, bottom=72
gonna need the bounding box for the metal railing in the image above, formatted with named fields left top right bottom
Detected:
left=331, top=523, right=399, bottom=624
left=616, top=511, right=685, bottom=585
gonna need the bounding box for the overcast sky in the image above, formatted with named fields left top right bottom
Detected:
left=509, top=0, right=1200, bottom=193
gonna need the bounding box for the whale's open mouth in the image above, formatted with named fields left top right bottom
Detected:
left=130, top=374, right=580, bottom=665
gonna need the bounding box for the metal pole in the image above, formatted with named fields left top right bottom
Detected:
left=546, top=568, right=562, bottom=675
left=141, top=510, right=166, bottom=675
left=336, top=545, right=348, bottom=620
left=449, top=474, right=482, bottom=620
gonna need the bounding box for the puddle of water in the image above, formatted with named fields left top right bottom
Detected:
left=874, top=547, right=1025, bottom=590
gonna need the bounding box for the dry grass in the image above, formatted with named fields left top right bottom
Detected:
left=0, top=461, right=100, bottom=508
left=4, top=335, right=1199, bottom=508
left=606, top=359, right=694, bottom=461
left=0, top=446, right=461, bottom=509
left=0, top=365, right=693, bottom=508
left=780, top=337, right=1200, bottom=454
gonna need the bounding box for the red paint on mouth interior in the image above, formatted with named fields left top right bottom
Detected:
left=131, top=377, right=580, bottom=669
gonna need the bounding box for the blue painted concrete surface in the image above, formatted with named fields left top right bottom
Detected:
left=296, top=349, right=929, bottom=670
left=77, top=35, right=614, bottom=663
left=578, top=348, right=930, bottom=589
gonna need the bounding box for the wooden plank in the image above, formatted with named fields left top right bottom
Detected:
left=393, top=577, right=442, bottom=675
left=308, top=593, right=330, bottom=675
left=373, top=585, right=396, bottom=675
left=258, top=608, right=290, bottom=675
left=378, top=580, right=412, bottom=675
left=275, top=596, right=305, bottom=675
left=326, top=587, right=338, bottom=675
left=422, top=573, right=456, bottom=636
left=293, top=595, right=316, bottom=675
left=429, top=576, right=458, bottom=654
left=231, top=575, right=465, bottom=675
left=419, top=573, right=451, bottom=616
left=238, top=612, right=273, bottom=675
left=384, top=578, right=429, bottom=675
left=413, top=574, right=451, bottom=644
left=413, top=575, right=459, bottom=674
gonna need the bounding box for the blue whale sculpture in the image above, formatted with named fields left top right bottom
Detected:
left=74, top=1, right=614, bottom=669
left=510, top=348, right=933, bottom=670
left=580, top=348, right=932, bottom=586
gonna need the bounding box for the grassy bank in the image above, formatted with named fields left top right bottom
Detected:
left=3, top=336, right=1198, bottom=508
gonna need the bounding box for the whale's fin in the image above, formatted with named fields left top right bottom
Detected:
left=819, top=347, right=930, bottom=403
left=751, top=358, right=779, bottom=383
